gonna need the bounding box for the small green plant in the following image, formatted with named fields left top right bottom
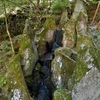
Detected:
left=0, top=41, right=11, bottom=51
left=51, top=0, right=69, bottom=13
left=0, top=73, right=7, bottom=88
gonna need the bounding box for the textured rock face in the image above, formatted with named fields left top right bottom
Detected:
left=2, top=55, right=31, bottom=100
left=62, top=18, right=76, bottom=48
left=19, top=19, right=38, bottom=77
left=69, top=33, right=100, bottom=89
left=51, top=47, right=75, bottom=88
left=76, top=12, right=88, bottom=35
left=72, top=0, right=86, bottom=21
left=72, top=67, right=100, bottom=100
left=59, top=10, right=69, bottom=27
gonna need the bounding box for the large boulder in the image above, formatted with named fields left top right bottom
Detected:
left=51, top=47, right=75, bottom=88
left=0, top=55, right=31, bottom=100
left=68, top=34, right=100, bottom=90
left=72, top=67, right=100, bottom=100
left=19, top=19, right=38, bottom=77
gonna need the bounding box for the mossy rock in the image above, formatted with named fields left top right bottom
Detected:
left=59, top=10, right=69, bottom=27
left=19, top=33, right=38, bottom=77
left=2, top=54, right=31, bottom=100
left=72, top=0, right=86, bottom=21
left=68, top=32, right=100, bottom=90
left=75, top=34, right=94, bottom=54
left=62, top=18, right=76, bottom=48
left=53, top=88, right=72, bottom=100
left=38, top=17, right=56, bottom=56
left=69, top=56, right=89, bottom=90
left=55, top=47, right=77, bottom=60
left=44, top=17, right=56, bottom=30
left=76, top=12, right=88, bottom=35
left=18, top=19, right=38, bottom=77
left=51, top=48, right=75, bottom=88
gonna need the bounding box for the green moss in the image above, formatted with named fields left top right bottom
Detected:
left=44, top=17, right=56, bottom=30
left=55, top=47, right=72, bottom=57
left=3, top=54, right=31, bottom=100
left=53, top=88, right=72, bottom=100
left=70, top=57, right=89, bottom=89
left=63, top=18, right=76, bottom=48
left=89, top=47, right=100, bottom=71
left=19, top=34, right=31, bottom=53
left=51, top=49, right=75, bottom=88
left=76, top=34, right=94, bottom=53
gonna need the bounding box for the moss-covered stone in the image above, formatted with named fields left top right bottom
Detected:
left=59, top=10, right=69, bottom=27
left=38, top=17, right=56, bottom=56
left=76, top=12, right=88, bottom=35
left=2, top=54, right=31, bottom=100
left=75, top=34, right=94, bottom=53
left=69, top=34, right=100, bottom=90
left=72, top=0, right=87, bottom=21
left=19, top=19, right=38, bottom=77
left=53, top=88, right=72, bottom=100
left=69, top=57, right=89, bottom=90
left=44, top=17, right=56, bottom=30
left=62, top=18, right=76, bottom=48
left=51, top=48, right=75, bottom=88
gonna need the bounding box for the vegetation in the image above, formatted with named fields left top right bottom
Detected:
left=0, top=0, right=100, bottom=99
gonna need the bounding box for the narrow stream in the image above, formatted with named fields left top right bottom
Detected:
left=26, top=29, right=63, bottom=100
left=35, top=29, right=63, bottom=100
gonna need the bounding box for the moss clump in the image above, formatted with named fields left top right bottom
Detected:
left=53, top=88, right=72, bottom=100
left=89, top=47, right=100, bottom=71
left=44, top=17, right=56, bottom=30
left=70, top=57, right=89, bottom=89
left=75, top=34, right=94, bottom=53
left=19, top=34, right=31, bottom=53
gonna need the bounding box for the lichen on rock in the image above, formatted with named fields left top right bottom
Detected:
left=62, top=18, right=76, bottom=48
left=51, top=47, right=75, bottom=88
left=3, top=54, right=31, bottom=100
left=19, top=19, right=38, bottom=77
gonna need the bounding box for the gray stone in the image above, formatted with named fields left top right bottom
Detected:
left=72, top=0, right=86, bottom=21
left=60, top=10, right=69, bottom=27
left=51, top=47, right=75, bottom=88
left=72, top=67, right=100, bottom=100
left=19, top=19, right=38, bottom=77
